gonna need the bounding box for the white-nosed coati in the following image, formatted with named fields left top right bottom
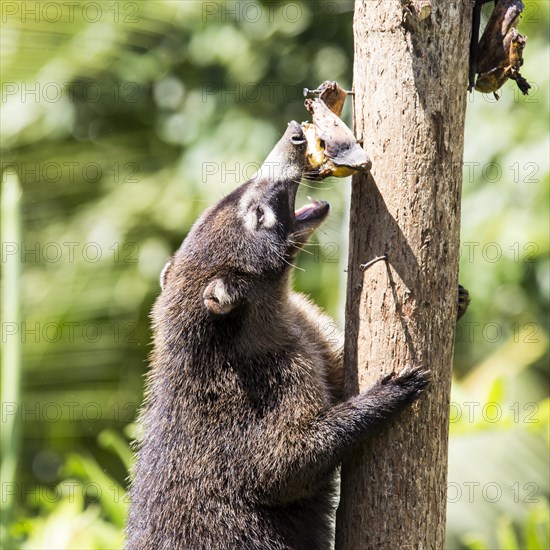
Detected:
left=125, top=122, right=431, bottom=550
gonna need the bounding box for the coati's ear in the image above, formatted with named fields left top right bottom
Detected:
left=203, top=278, right=240, bottom=315
left=160, top=260, right=172, bottom=290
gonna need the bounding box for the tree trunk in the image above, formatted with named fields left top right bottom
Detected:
left=335, top=1, right=472, bottom=549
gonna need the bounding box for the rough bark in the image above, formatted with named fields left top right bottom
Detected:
left=335, top=1, right=472, bottom=549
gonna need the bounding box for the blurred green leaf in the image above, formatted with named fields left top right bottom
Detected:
left=64, top=453, right=127, bottom=528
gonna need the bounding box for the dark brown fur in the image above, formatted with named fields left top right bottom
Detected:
left=125, top=122, right=430, bottom=550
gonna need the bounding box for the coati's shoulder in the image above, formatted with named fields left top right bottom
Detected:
left=288, top=292, right=343, bottom=350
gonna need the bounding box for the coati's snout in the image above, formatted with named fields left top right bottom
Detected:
left=246, top=120, right=330, bottom=249
left=252, top=120, right=307, bottom=185
left=164, top=121, right=330, bottom=317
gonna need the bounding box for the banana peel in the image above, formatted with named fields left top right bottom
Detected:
left=301, top=81, right=371, bottom=180
left=304, top=80, right=348, bottom=117
left=474, top=0, right=530, bottom=97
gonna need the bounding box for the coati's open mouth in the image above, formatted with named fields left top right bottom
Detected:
left=290, top=196, right=329, bottom=248
left=294, top=197, right=330, bottom=224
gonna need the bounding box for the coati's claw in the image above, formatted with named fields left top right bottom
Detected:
left=381, top=372, right=396, bottom=385
left=382, top=366, right=432, bottom=400
left=457, top=284, right=471, bottom=320
left=353, top=367, right=430, bottom=429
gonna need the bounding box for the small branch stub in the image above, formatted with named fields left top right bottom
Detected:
left=359, top=255, right=388, bottom=271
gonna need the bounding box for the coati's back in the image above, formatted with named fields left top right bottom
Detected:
left=126, top=122, right=430, bottom=549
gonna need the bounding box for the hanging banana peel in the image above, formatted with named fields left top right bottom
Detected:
left=473, top=0, right=531, bottom=97
left=301, top=80, right=371, bottom=180
left=306, top=80, right=347, bottom=117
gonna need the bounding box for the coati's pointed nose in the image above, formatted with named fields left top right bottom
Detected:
left=251, top=121, right=306, bottom=185
left=288, top=120, right=301, bottom=131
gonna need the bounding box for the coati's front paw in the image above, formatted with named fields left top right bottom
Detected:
left=457, top=284, right=470, bottom=320
left=381, top=366, right=431, bottom=402
left=345, top=367, right=431, bottom=437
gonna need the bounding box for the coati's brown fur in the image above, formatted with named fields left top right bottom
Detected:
left=125, top=122, right=430, bottom=550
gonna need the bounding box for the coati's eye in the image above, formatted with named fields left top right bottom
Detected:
left=245, top=203, right=275, bottom=230
left=256, top=205, right=265, bottom=225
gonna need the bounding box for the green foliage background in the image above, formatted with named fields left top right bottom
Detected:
left=1, top=1, right=548, bottom=548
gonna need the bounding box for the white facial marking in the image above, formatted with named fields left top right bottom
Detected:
left=262, top=206, right=276, bottom=228
left=239, top=187, right=259, bottom=221
left=238, top=186, right=276, bottom=231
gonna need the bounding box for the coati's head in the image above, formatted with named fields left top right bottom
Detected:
left=160, top=121, right=329, bottom=321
